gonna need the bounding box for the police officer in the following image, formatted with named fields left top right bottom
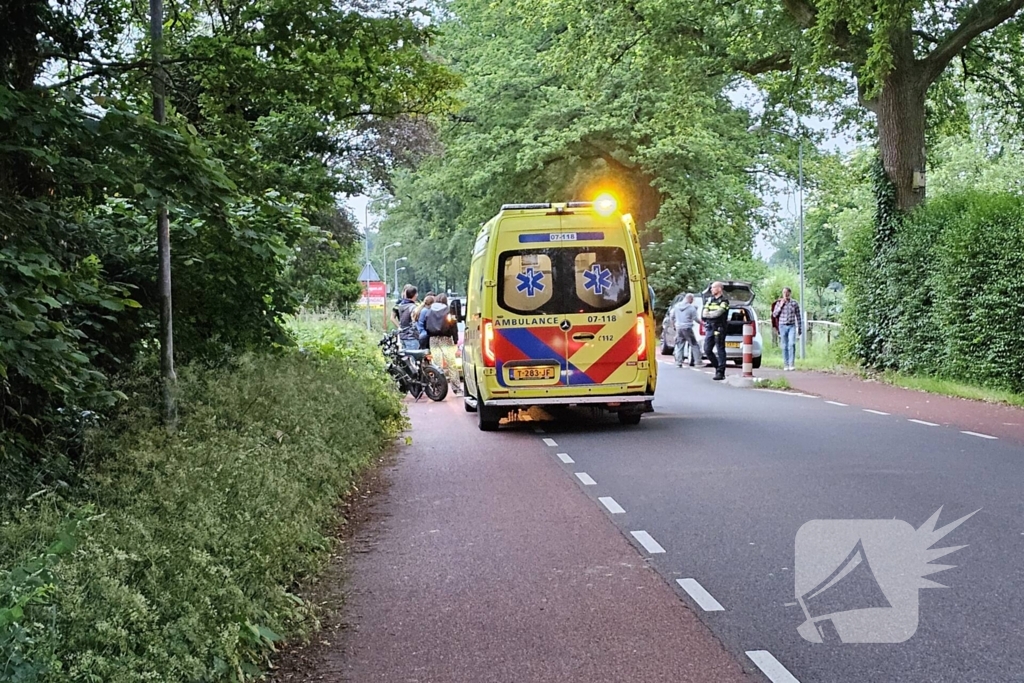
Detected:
left=702, top=281, right=730, bottom=381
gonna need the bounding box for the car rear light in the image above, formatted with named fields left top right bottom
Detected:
left=749, top=319, right=756, bottom=338
left=483, top=319, right=495, bottom=367
left=636, top=315, right=647, bottom=361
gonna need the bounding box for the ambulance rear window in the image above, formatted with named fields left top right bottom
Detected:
left=498, top=247, right=631, bottom=315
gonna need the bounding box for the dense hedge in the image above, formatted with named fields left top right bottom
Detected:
left=842, top=188, right=1024, bottom=392
left=0, top=323, right=404, bottom=682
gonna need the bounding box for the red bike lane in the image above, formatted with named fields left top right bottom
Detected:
left=751, top=367, right=1024, bottom=443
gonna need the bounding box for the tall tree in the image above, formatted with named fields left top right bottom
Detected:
left=777, top=0, right=1024, bottom=210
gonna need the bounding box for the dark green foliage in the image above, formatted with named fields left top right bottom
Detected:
left=0, top=325, right=404, bottom=682
left=842, top=185, right=1024, bottom=392
left=645, top=238, right=767, bottom=317
left=0, top=0, right=454, bottom=487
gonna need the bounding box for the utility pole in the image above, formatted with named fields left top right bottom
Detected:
left=151, top=0, right=177, bottom=429
left=798, top=137, right=806, bottom=360
left=364, top=205, right=371, bottom=330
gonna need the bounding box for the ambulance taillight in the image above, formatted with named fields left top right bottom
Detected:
left=483, top=319, right=496, bottom=366
left=636, top=315, right=647, bottom=361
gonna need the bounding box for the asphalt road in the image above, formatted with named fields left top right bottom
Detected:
left=519, top=359, right=1024, bottom=682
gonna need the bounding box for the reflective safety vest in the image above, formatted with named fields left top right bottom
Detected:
left=702, top=294, right=730, bottom=326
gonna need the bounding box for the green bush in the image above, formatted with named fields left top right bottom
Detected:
left=0, top=324, right=404, bottom=682
left=842, top=188, right=1024, bottom=392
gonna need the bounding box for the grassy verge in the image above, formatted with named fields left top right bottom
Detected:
left=883, top=372, right=1024, bottom=408
left=753, top=376, right=791, bottom=390
left=759, top=338, right=848, bottom=372
left=1, top=321, right=404, bottom=682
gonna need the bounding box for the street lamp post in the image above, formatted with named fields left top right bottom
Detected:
left=394, top=257, right=408, bottom=297
left=798, top=138, right=806, bottom=360
left=382, top=244, right=401, bottom=301
left=381, top=241, right=401, bottom=329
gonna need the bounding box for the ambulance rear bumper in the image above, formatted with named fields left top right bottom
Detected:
left=483, top=394, right=653, bottom=409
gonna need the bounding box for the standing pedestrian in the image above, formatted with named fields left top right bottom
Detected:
left=702, top=282, right=730, bottom=381
left=414, top=294, right=436, bottom=349
left=673, top=294, right=700, bottom=367
left=393, top=285, right=419, bottom=351
left=772, top=287, right=803, bottom=371
left=423, top=293, right=461, bottom=394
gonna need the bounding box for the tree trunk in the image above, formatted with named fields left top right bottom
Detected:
left=874, top=63, right=927, bottom=211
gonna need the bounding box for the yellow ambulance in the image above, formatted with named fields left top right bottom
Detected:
left=461, top=195, right=657, bottom=430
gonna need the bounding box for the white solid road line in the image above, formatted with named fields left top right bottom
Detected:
left=630, top=530, right=666, bottom=554
left=962, top=430, right=998, bottom=440
left=542, top=437, right=558, bottom=447
left=598, top=496, right=625, bottom=514
left=556, top=452, right=574, bottom=464
left=863, top=409, right=890, bottom=415
left=908, top=419, right=939, bottom=426
left=676, top=578, right=724, bottom=612
left=825, top=400, right=848, bottom=406
left=575, top=472, right=597, bottom=486
left=746, top=650, right=801, bottom=683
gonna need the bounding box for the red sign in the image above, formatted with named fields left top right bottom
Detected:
left=359, top=281, right=387, bottom=306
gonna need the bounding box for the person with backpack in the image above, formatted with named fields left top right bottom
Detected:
left=423, top=293, right=460, bottom=394
left=392, top=285, right=420, bottom=351
left=414, top=294, right=436, bottom=349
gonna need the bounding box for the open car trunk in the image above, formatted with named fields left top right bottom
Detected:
left=702, top=281, right=755, bottom=305
left=725, top=307, right=754, bottom=336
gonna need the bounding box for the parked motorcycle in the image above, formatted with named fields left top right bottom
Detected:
left=379, top=331, right=448, bottom=401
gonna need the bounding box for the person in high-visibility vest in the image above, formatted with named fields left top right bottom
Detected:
left=702, top=281, right=730, bottom=381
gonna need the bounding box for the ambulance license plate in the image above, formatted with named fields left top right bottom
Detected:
left=512, top=366, right=556, bottom=380
left=726, top=341, right=741, bottom=348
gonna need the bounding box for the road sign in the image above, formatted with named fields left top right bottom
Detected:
left=359, top=281, right=386, bottom=306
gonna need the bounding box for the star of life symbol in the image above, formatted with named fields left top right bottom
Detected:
left=795, top=507, right=977, bottom=643
left=583, top=264, right=612, bottom=296
left=515, top=267, right=545, bottom=297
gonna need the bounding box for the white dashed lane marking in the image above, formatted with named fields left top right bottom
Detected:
left=575, top=472, right=597, bottom=486
left=863, top=409, right=890, bottom=416
left=746, top=650, right=801, bottom=683
left=962, top=430, right=998, bottom=440
left=598, top=496, right=625, bottom=514
left=908, top=419, right=939, bottom=427
left=542, top=437, right=558, bottom=447
left=630, top=530, right=666, bottom=554
left=676, top=579, right=724, bottom=612
left=556, top=452, right=574, bottom=464
left=825, top=400, right=848, bottom=406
